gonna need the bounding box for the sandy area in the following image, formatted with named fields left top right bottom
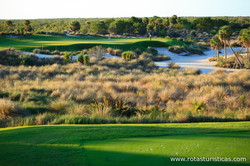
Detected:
left=154, top=47, right=246, bottom=74
left=23, top=47, right=247, bottom=74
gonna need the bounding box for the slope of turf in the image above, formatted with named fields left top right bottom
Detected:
left=0, top=35, right=185, bottom=51
left=0, top=122, right=249, bottom=166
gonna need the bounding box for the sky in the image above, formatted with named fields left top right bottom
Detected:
left=0, top=0, right=249, bottom=19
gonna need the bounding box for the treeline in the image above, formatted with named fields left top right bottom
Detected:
left=0, top=16, right=250, bottom=37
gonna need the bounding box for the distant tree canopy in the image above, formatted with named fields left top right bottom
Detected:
left=169, top=15, right=178, bottom=25
left=24, top=20, right=32, bottom=32
left=0, top=16, right=249, bottom=37
left=108, top=20, right=132, bottom=35
left=69, top=21, right=81, bottom=33
left=193, top=17, right=214, bottom=31
left=5, top=20, right=13, bottom=27
left=89, top=21, right=107, bottom=34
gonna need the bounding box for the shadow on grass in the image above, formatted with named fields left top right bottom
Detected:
left=33, top=41, right=170, bottom=52
left=0, top=123, right=249, bottom=165
left=0, top=142, right=248, bottom=166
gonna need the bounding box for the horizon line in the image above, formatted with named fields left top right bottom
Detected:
left=1, top=15, right=250, bottom=20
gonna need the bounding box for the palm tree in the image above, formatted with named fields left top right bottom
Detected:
left=218, top=26, right=232, bottom=59
left=218, top=26, right=243, bottom=67
left=210, top=35, right=223, bottom=60
left=238, top=28, right=250, bottom=61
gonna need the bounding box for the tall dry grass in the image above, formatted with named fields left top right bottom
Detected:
left=0, top=59, right=249, bottom=126
left=0, top=98, right=24, bottom=119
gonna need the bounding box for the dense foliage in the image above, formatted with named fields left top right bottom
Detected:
left=1, top=16, right=249, bottom=38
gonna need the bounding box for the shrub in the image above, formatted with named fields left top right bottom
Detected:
left=35, top=113, right=57, bottom=125
left=87, top=46, right=106, bottom=59
left=0, top=48, right=20, bottom=65
left=18, top=54, right=39, bottom=66
left=77, top=54, right=89, bottom=65
left=48, top=99, right=69, bottom=114
left=207, top=51, right=249, bottom=69
left=192, top=100, right=207, bottom=112
left=32, top=49, right=51, bottom=55
left=216, top=57, right=237, bottom=68
left=208, top=56, right=219, bottom=62
left=182, top=68, right=201, bottom=75
left=134, top=48, right=142, bottom=56
left=184, top=44, right=204, bottom=55
left=168, top=46, right=186, bottom=54
left=51, top=50, right=61, bottom=55
left=77, top=54, right=84, bottom=64
left=168, top=62, right=180, bottom=69
left=113, top=49, right=123, bottom=56
left=151, top=54, right=171, bottom=61
left=146, top=47, right=158, bottom=56
left=63, top=52, right=73, bottom=62
left=0, top=49, right=64, bottom=66
left=0, top=99, right=23, bottom=119
left=84, top=54, right=90, bottom=65
left=189, top=30, right=197, bottom=37
left=121, top=51, right=135, bottom=60
left=107, top=47, right=113, bottom=54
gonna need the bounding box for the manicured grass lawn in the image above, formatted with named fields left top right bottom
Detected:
left=0, top=35, right=184, bottom=51
left=0, top=122, right=249, bottom=166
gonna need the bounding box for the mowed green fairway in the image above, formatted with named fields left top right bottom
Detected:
left=0, top=122, right=249, bottom=166
left=0, top=35, right=182, bottom=51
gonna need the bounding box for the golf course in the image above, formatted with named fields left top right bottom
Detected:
left=0, top=122, right=249, bottom=166
left=1, top=1, right=250, bottom=165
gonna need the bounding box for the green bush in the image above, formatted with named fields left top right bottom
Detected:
left=216, top=57, right=237, bottom=68
left=121, top=51, right=135, bottom=60
left=19, top=54, right=39, bottom=66
left=77, top=54, right=89, bottom=65
left=33, top=49, right=51, bottom=55
left=210, top=55, right=249, bottom=69
left=77, top=54, right=84, bottom=64
left=184, top=44, right=204, bottom=55
left=63, top=52, right=73, bottom=62
left=83, top=54, right=90, bottom=65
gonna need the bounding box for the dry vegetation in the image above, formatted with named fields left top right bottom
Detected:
left=0, top=58, right=249, bottom=126
left=209, top=55, right=250, bottom=69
